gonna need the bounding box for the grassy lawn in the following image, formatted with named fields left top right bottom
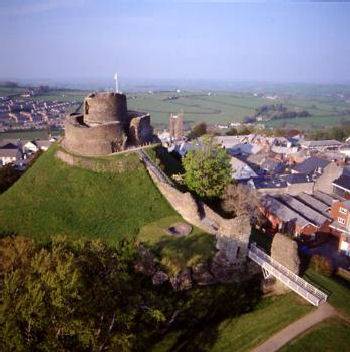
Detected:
left=279, top=318, right=350, bottom=352
left=152, top=293, right=313, bottom=352
left=138, top=215, right=215, bottom=274
left=304, top=269, right=350, bottom=317
left=209, top=294, right=312, bottom=352
left=0, top=144, right=177, bottom=244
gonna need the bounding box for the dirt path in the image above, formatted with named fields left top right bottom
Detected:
left=251, top=303, right=336, bottom=352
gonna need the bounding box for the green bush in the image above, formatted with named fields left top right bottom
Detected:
left=183, top=135, right=231, bottom=198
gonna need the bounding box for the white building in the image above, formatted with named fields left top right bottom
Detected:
left=230, top=156, right=258, bottom=181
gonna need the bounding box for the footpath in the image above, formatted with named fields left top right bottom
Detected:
left=251, top=303, right=336, bottom=352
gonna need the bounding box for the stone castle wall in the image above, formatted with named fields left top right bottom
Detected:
left=129, top=113, right=154, bottom=146
left=142, top=154, right=250, bottom=266
left=62, top=114, right=126, bottom=155
left=63, top=92, right=155, bottom=156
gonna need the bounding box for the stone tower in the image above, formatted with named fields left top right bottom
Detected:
left=169, top=113, right=184, bottom=141
left=63, top=92, right=154, bottom=156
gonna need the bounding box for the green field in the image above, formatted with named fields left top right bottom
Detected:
left=152, top=293, right=312, bottom=352
left=279, top=318, right=350, bottom=352
left=2, top=84, right=350, bottom=129
left=126, top=91, right=350, bottom=128
left=0, top=85, right=86, bottom=102
left=33, top=89, right=86, bottom=102
left=127, top=92, right=258, bottom=125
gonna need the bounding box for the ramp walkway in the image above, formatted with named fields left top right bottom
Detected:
left=248, top=244, right=328, bottom=306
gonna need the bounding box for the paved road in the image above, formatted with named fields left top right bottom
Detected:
left=251, top=303, right=336, bottom=352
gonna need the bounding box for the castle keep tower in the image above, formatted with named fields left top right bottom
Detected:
left=63, top=92, right=154, bottom=155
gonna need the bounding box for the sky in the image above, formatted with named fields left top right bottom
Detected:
left=0, top=0, right=349, bottom=84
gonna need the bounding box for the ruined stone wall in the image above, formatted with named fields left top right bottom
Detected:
left=129, top=114, right=154, bottom=146
left=144, top=160, right=250, bottom=266
left=84, top=92, right=128, bottom=127
left=63, top=114, right=125, bottom=155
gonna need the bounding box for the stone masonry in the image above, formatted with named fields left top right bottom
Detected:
left=63, top=92, right=155, bottom=156
left=139, top=150, right=251, bottom=269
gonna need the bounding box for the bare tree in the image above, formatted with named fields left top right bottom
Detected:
left=221, top=184, right=263, bottom=225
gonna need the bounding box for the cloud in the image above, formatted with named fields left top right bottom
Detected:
left=0, top=0, right=87, bottom=16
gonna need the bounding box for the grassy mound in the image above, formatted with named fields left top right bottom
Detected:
left=0, top=145, right=177, bottom=244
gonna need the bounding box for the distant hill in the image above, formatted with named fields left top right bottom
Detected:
left=0, top=144, right=177, bottom=244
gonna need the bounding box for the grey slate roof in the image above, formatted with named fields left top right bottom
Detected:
left=313, top=190, right=342, bottom=206
left=251, top=177, right=287, bottom=189
left=278, top=194, right=329, bottom=227
left=0, top=148, right=19, bottom=158
left=261, top=195, right=311, bottom=229
left=296, top=192, right=331, bottom=218
left=292, top=157, right=330, bottom=174
left=282, top=173, right=313, bottom=184
left=333, top=174, right=350, bottom=191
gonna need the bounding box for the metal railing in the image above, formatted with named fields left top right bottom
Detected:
left=248, top=244, right=328, bottom=306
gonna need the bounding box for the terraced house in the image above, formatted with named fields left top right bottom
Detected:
left=330, top=200, right=350, bottom=256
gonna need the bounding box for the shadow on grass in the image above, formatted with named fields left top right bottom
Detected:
left=151, top=275, right=263, bottom=352
left=0, top=231, right=17, bottom=239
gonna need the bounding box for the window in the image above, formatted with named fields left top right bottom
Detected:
left=338, top=217, right=346, bottom=225
left=340, top=207, right=348, bottom=215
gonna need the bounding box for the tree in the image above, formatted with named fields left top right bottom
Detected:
left=222, top=184, right=262, bottom=224
left=183, top=135, right=231, bottom=198
left=188, top=122, right=207, bottom=139
left=0, top=236, right=168, bottom=352
left=0, top=235, right=262, bottom=351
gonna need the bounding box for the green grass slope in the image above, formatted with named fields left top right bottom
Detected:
left=0, top=145, right=177, bottom=244
left=152, top=293, right=312, bottom=352
left=279, top=318, right=350, bottom=352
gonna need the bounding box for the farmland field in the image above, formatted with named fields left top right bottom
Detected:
left=2, top=84, right=350, bottom=130
left=127, top=91, right=350, bottom=129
